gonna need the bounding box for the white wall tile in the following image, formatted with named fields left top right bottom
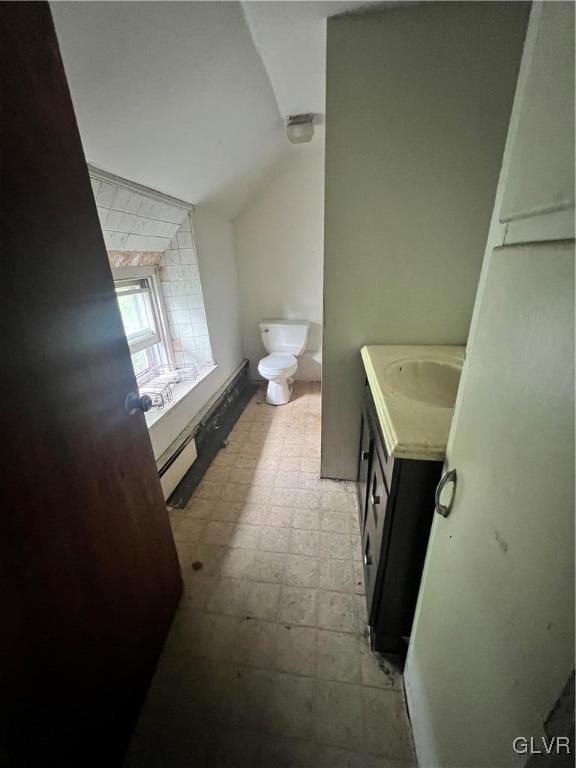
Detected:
left=164, top=249, right=181, bottom=266
left=167, top=266, right=183, bottom=281
left=172, top=296, right=189, bottom=312
left=184, top=280, right=201, bottom=295
left=96, top=182, right=117, bottom=207
left=124, top=193, right=142, bottom=215
left=179, top=248, right=197, bottom=264
left=104, top=209, right=123, bottom=231
left=189, top=308, right=206, bottom=323
left=90, top=178, right=101, bottom=198
left=111, top=187, right=131, bottom=212
left=182, top=264, right=199, bottom=281
left=172, top=309, right=191, bottom=325
left=177, top=232, right=194, bottom=248
left=170, top=282, right=186, bottom=296
left=178, top=323, right=194, bottom=337
left=187, top=295, right=204, bottom=309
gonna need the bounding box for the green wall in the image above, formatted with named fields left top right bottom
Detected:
left=321, top=2, right=529, bottom=479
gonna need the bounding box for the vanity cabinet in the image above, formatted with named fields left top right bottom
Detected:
left=358, top=380, right=443, bottom=656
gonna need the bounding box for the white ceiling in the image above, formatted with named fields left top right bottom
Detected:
left=241, top=1, right=380, bottom=117
left=52, top=1, right=385, bottom=219
left=52, top=1, right=288, bottom=217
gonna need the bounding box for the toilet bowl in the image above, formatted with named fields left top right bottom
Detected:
left=257, top=320, right=309, bottom=405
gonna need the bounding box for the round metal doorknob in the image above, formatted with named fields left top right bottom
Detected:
left=125, top=392, right=153, bottom=415
left=435, top=468, right=457, bottom=518
left=362, top=450, right=370, bottom=461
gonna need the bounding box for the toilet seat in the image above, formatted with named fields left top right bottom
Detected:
left=258, top=353, right=297, bottom=377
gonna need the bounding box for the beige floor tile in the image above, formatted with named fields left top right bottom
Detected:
left=320, top=510, right=350, bottom=533
left=212, top=450, right=241, bottom=467
left=233, top=617, right=277, bottom=668
left=202, top=521, right=235, bottom=546
left=206, top=577, right=249, bottom=617
left=237, top=504, right=267, bottom=525
left=252, top=550, right=286, bottom=583
left=235, top=454, right=259, bottom=469
left=278, top=586, right=317, bottom=626
left=262, top=505, right=294, bottom=528
left=174, top=540, right=197, bottom=569
left=359, top=637, right=401, bottom=691
left=211, top=501, right=244, bottom=522
left=275, top=624, right=316, bottom=676
left=353, top=562, right=366, bottom=594
left=319, top=532, right=351, bottom=560
left=188, top=542, right=227, bottom=577
left=255, top=455, right=280, bottom=470
left=321, top=491, right=357, bottom=514
left=361, top=688, right=415, bottom=761
left=229, top=523, right=261, bottom=549
left=182, top=612, right=239, bottom=662
left=290, top=528, right=320, bottom=557
left=218, top=665, right=275, bottom=730
left=172, top=517, right=205, bottom=543
left=317, top=630, right=362, bottom=684
left=204, top=466, right=232, bottom=483
left=219, top=547, right=257, bottom=580
left=180, top=573, right=216, bottom=612
left=252, top=469, right=276, bottom=486
left=314, top=681, right=364, bottom=752
left=194, top=481, right=224, bottom=500
left=318, top=559, right=355, bottom=593
left=228, top=467, right=254, bottom=484
left=267, top=673, right=315, bottom=741
left=278, top=456, right=301, bottom=471
left=318, top=591, right=356, bottom=633
left=300, top=458, right=320, bottom=473
left=274, top=470, right=301, bottom=489
left=184, top=498, right=215, bottom=519
left=292, top=509, right=321, bottom=531
left=245, top=582, right=281, bottom=621
left=355, top=594, right=369, bottom=635
left=259, top=526, right=292, bottom=553
left=350, top=534, right=363, bottom=562
left=283, top=555, right=319, bottom=588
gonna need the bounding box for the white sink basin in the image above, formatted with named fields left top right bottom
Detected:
left=383, top=359, right=462, bottom=408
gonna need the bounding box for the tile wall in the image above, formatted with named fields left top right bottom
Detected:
left=89, top=173, right=189, bottom=254
left=159, top=214, right=214, bottom=369
left=88, top=170, right=214, bottom=371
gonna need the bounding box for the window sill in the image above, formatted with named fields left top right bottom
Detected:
left=144, top=363, right=218, bottom=429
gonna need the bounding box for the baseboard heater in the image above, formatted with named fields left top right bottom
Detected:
left=157, top=360, right=249, bottom=502
left=159, top=435, right=197, bottom=501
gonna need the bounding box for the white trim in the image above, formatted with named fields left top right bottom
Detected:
left=112, top=265, right=174, bottom=366
left=88, top=164, right=193, bottom=211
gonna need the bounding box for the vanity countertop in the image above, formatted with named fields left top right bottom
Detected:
left=361, top=345, right=465, bottom=461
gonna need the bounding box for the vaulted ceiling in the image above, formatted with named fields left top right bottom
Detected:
left=52, top=1, right=383, bottom=219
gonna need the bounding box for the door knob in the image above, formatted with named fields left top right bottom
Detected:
left=362, top=450, right=370, bottom=461
left=125, top=392, right=153, bottom=415
left=435, top=468, right=457, bottom=518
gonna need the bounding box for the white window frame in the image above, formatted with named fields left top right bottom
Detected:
left=112, top=266, right=174, bottom=378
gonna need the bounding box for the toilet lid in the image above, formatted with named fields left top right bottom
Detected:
left=259, top=353, right=297, bottom=372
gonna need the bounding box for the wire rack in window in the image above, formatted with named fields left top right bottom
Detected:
left=136, top=363, right=199, bottom=409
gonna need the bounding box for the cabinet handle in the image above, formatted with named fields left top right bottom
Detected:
left=364, top=553, right=372, bottom=566
left=362, top=450, right=370, bottom=461
left=435, top=468, right=457, bottom=518
left=371, top=494, right=380, bottom=506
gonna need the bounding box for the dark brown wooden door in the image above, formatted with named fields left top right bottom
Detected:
left=0, top=4, right=182, bottom=765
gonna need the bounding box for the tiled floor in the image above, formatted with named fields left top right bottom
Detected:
left=124, top=382, right=416, bottom=768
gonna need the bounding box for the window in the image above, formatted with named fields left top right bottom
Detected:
left=113, top=267, right=171, bottom=380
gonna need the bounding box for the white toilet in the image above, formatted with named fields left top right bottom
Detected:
left=257, top=320, right=310, bottom=405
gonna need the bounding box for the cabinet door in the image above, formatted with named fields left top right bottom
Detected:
left=357, top=405, right=373, bottom=530
left=363, top=448, right=389, bottom=623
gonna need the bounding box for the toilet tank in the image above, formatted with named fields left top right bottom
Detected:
left=259, top=320, right=310, bottom=356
